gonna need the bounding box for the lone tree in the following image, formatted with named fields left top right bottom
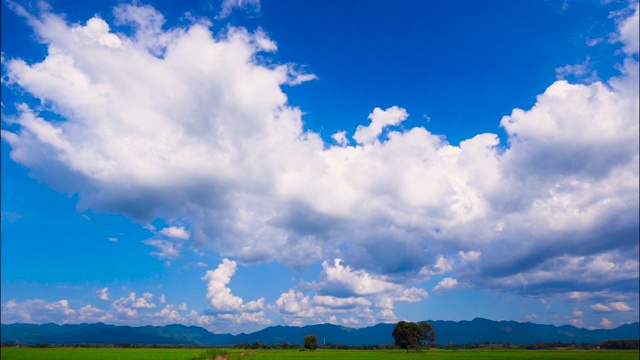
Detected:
left=303, top=333, right=319, bottom=351
left=418, top=321, right=436, bottom=348
left=392, top=321, right=436, bottom=352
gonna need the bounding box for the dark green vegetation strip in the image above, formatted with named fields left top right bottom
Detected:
left=0, top=347, right=208, bottom=360
left=2, top=348, right=639, bottom=359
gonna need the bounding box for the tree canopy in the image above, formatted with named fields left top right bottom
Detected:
left=392, top=321, right=437, bottom=352
left=303, top=333, right=319, bottom=351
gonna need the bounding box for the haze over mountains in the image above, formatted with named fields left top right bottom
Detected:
left=2, top=318, right=638, bottom=346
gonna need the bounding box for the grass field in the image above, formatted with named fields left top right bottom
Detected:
left=1, top=347, right=639, bottom=359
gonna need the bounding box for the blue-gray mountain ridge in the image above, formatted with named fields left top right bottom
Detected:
left=2, top=318, right=638, bottom=345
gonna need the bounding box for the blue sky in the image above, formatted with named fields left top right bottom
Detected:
left=1, top=0, right=638, bottom=334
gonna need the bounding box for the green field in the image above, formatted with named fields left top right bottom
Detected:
left=2, top=348, right=639, bottom=359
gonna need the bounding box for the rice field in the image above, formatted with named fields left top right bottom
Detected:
left=1, top=347, right=639, bottom=359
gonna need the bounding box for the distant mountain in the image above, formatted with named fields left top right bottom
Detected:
left=0, top=322, right=231, bottom=345
left=2, top=318, right=638, bottom=346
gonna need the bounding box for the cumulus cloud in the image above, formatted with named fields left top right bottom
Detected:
left=272, top=290, right=313, bottom=317
left=112, top=292, right=156, bottom=315
left=0, top=295, right=260, bottom=333
left=202, top=259, right=265, bottom=313
left=1, top=0, right=638, bottom=323
left=318, top=259, right=400, bottom=297
left=1, top=299, right=77, bottom=324
left=613, top=2, right=639, bottom=56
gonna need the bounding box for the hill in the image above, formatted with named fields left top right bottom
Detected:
left=2, top=318, right=638, bottom=345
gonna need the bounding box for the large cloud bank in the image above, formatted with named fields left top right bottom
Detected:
left=2, top=1, right=638, bottom=325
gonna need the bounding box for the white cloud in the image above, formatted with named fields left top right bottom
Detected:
left=394, top=287, right=428, bottom=303
left=96, top=287, right=109, bottom=301
left=614, top=2, right=639, bottom=56
left=312, top=295, right=371, bottom=309
left=273, top=290, right=313, bottom=317
left=218, top=0, right=261, bottom=19
left=0, top=299, right=76, bottom=324
left=107, top=237, right=118, bottom=243
left=434, top=277, right=459, bottom=293
left=77, top=305, right=108, bottom=322
left=600, top=317, right=613, bottom=329
left=609, top=301, right=632, bottom=312
left=353, top=106, right=409, bottom=144
left=112, top=292, right=156, bottom=312
left=592, top=301, right=633, bottom=312
left=286, top=66, right=318, bottom=86
left=143, top=239, right=180, bottom=259
left=331, top=130, right=349, bottom=146
left=160, top=226, right=189, bottom=239
left=202, top=259, right=264, bottom=313
left=319, top=259, right=399, bottom=297
left=555, top=57, right=597, bottom=81
left=458, top=250, right=481, bottom=263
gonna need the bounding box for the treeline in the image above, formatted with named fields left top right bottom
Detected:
left=229, top=341, right=397, bottom=350
left=2, top=339, right=638, bottom=350
left=521, top=341, right=600, bottom=350
left=601, top=340, right=639, bottom=350
left=520, top=340, right=638, bottom=350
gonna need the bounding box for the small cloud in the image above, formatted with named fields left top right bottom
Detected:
left=555, top=56, right=598, bottom=82
left=434, top=277, right=459, bottom=293
left=586, top=37, right=605, bottom=46
left=217, top=0, right=260, bottom=19
left=160, top=226, right=189, bottom=240
left=178, top=303, right=188, bottom=311
left=540, top=298, right=551, bottom=310
left=107, top=237, right=118, bottom=243
left=143, top=239, right=180, bottom=259
left=600, top=317, right=613, bottom=329
left=609, top=302, right=632, bottom=312
left=159, top=294, right=166, bottom=304
left=286, top=66, right=317, bottom=86
left=96, top=287, right=109, bottom=301
left=591, top=303, right=612, bottom=312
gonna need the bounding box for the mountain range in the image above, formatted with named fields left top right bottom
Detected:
left=2, top=318, right=638, bottom=346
